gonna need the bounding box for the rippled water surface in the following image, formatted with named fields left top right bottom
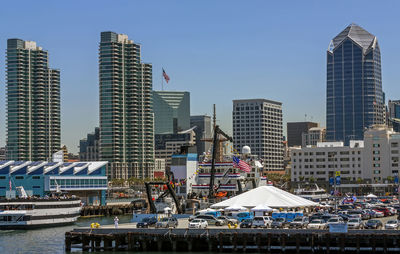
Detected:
left=0, top=215, right=133, bottom=254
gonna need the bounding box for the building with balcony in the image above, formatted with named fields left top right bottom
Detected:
left=6, top=39, right=60, bottom=161
left=99, top=32, right=154, bottom=179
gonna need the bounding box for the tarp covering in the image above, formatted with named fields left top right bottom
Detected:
left=224, top=204, right=247, bottom=211
left=211, top=186, right=318, bottom=209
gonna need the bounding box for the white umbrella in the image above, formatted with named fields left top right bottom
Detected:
left=366, top=194, right=377, bottom=198
left=251, top=204, right=273, bottom=212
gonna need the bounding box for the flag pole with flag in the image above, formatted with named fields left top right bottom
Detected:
left=162, top=68, right=170, bottom=91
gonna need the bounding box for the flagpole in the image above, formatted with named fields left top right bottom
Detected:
left=161, top=69, right=164, bottom=91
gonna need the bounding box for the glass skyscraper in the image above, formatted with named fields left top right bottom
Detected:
left=153, top=91, right=190, bottom=134
left=6, top=39, right=61, bottom=161
left=99, top=32, right=154, bottom=179
left=326, top=24, right=385, bottom=143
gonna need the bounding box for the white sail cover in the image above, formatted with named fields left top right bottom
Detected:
left=211, top=186, right=318, bottom=209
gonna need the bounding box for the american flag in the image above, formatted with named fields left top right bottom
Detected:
left=232, top=156, right=251, bottom=172
left=162, top=68, right=170, bottom=83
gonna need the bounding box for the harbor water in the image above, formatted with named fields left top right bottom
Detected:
left=0, top=215, right=134, bottom=254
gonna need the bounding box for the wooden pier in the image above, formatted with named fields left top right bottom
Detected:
left=65, top=228, right=400, bottom=253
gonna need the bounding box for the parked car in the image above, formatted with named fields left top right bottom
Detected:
left=252, top=216, right=273, bottom=228
left=307, top=219, right=327, bottom=229
left=387, top=207, right=397, bottom=215
left=372, top=209, right=385, bottom=218
left=240, top=218, right=253, bottom=228
left=326, top=217, right=344, bottom=228
left=347, top=218, right=363, bottom=229
left=385, top=220, right=399, bottom=230
left=271, top=218, right=289, bottom=229
left=155, top=217, right=178, bottom=228
left=374, top=208, right=390, bottom=217
left=136, top=217, right=157, bottom=228
left=289, top=216, right=309, bottom=229
left=360, top=210, right=371, bottom=220
left=217, top=216, right=239, bottom=226
left=195, top=215, right=225, bottom=226
left=188, top=219, right=208, bottom=229
left=364, top=219, right=383, bottom=229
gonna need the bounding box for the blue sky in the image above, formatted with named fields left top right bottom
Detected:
left=0, top=0, right=399, bottom=153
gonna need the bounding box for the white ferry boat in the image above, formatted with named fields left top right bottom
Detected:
left=0, top=197, right=82, bottom=229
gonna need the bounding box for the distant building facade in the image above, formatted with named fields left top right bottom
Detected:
left=388, top=100, right=400, bottom=132
left=99, top=32, right=154, bottom=179
left=79, top=127, right=100, bottom=161
left=155, top=128, right=196, bottom=168
left=6, top=39, right=61, bottom=161
left=326, top=24, right=385, bottom=144
left=233, top=99, right=283, bottom=173
left=287, top=122, right=319, bottom=147
left=153, top=91, right=190, bottom=134
left=302, top=127, right=326, bottom=147
left=190, top=115, right=212, bottom=155
left=291, top=125, right=400, bottom=192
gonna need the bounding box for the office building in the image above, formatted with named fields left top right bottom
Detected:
left=326, top=24, right=385, bottom=144
left=155, top=128, right=196, bottom=168
left=153, top=91, right=190, bottom=134
left=388, top=100, right=400, bottom=132
left=6, top=39, right=60, bottom=161
left=287, top=122, right=319, bottom=147
left=302, top=127, right=326, bottom=147
left=99, top=32, right=154, bottom=179
left=233, top=99, right=283, bottom=172
left=190, top=115, right=212, bottom=155
left=79, top=127, right=100, bottom=161
left=291, top=125, right=400, bottom=193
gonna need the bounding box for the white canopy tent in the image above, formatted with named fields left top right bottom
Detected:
left=211, top=186, right=318, bottom=209
left=366, top=194, right=377, bottom=198
left=251, top=204, right=273, bottom=212
left=224, top=204, right=247, bottom=212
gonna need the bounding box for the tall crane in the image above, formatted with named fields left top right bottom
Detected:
left=208, top=125, right=233, bottom=199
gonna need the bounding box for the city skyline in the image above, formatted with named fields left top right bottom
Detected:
left=1, top=1, right=400, bottom=153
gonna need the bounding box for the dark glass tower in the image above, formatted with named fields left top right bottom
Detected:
left=326, top=24, right=385, bottom=143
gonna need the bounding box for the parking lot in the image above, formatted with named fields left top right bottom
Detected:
left=99, top=215, right=398, bottom=230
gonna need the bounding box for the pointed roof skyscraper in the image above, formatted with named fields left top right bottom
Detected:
left=329, top=23, right=377, bottom=52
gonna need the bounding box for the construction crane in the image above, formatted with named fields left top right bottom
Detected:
left=208, top=125, right=233, bottom=199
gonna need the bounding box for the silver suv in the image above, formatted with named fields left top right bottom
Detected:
left=252, top=216, right=273, bottom=228
left=289, top=217, right=309, bottom=229
left=155, top=217, right=178, bottom=228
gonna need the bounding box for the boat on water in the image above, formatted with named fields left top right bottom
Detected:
left=294, top=184, right=330, bottom=202
left=0, top=187, right=82, bottom=229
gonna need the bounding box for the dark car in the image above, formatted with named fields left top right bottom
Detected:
left=136, top=217, right=157, bottom=228
left=240, top=218, right=253, bottom=228
left=364, top=219, right=383, bottom=229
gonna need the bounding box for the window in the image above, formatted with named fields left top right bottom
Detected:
left=373, top=144, right=380, bottom=148
left=15, top=176, right=23, bottom=180
left=32, top=176, right=40, bottom=180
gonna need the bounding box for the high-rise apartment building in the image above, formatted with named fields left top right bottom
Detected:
left=6, top=39, right=60, bottom=161
left=153, top=91, right=190, bottom=134
left=287, top=122, right=319, bottom=147
left=99, top=32, right=154, bottom=179
left=233, top=99, right=283, bottom=172
left=326, top=24, right=385, bottom=144
left=190, top=115, right=212, bottom=155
